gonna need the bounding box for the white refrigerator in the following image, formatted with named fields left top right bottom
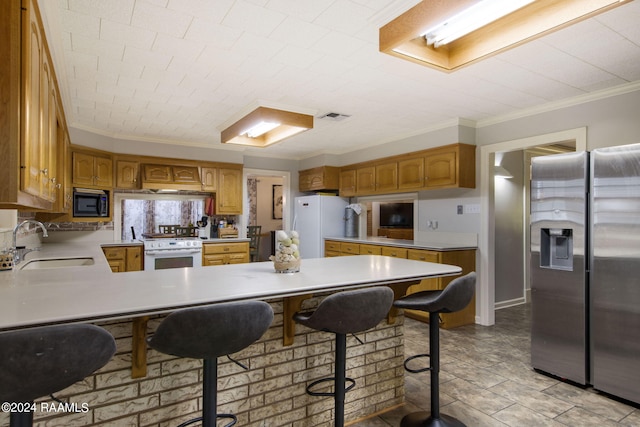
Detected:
left=294, top=195, right=348, bottom=259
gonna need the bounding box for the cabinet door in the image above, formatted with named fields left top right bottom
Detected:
left=72, top=152, right=95, bottom=186
left=201, top=167, right=217, bottom=191
left=126, top=246, right=143, bottom=271
left=173, top=166, right=199, bottom=184
left=398, top=158, right=424, bottom=190
left=339, top=170, right=356, bottom=197
left=217, top=168, right=242, bottom=214
left=116, top=160, right=139, bottom=189
left=94, top=156, right=113, bottom=187
left=340, top=242, right=360, bottom=256
left=39, top=59, right=52, bottom=200
left=376, top=163, right=397, bottom=193
left=143, top=164, right=172, bottom=183
left=407, top=249, right=439, bottom=263
left=381, top=246, right=407, bottom=258
left=298, top=170, right=313, bottom=192
left=21, top=5, right=42, bottom=197
left=203, top=255, right=225, bottom=266
left=425, top=150, right=457, bottom=188
left=360, top=244, right=381, bottom=255
left=44, top=74, right=59, bottom=202
left=356, top=166, right=375, bottom=195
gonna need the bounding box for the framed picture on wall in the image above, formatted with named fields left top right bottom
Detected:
left=272, top=185, right=283, bottom=219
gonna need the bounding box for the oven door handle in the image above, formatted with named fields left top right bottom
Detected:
left=145, top=250, right=202, bottom=256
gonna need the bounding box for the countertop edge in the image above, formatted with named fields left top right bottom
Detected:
left=325, top=236, right=477, bottom=251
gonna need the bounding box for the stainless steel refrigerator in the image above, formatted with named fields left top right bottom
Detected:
left=530, top=144, right=640, bottom=404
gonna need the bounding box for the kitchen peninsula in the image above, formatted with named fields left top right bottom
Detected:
left=0, top=243, right=461, bottom=426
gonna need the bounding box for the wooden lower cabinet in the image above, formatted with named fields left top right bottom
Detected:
left=202, top=241, right=249, bottom=266
left=404, top=249, right=476, bottom=328
left=324, top=239, right=476, bottom=328
left=102, top=245, right=143, bottom=272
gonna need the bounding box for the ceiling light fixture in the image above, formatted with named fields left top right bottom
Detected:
left=422, top=0, right=535, bottom=49
left=221, top=107, right=313, bottom=148
left=380, top=0, right=631, bottom=72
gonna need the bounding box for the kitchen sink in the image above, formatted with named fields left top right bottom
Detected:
left=20, top=257, right=95, bottom=270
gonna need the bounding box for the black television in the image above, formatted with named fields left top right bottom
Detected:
left=379, top=203, right=413, bottom=228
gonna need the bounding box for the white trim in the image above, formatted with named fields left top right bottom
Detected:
left=477, top=81, right=640, bottom=128
left=478, top=127, right=586, bottom=326
left=495, top=297, right=526, bottom=310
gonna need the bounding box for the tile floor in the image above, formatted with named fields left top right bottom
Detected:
left=352, top=304, right=640, bottom=427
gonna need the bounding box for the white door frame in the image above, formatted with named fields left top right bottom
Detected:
left=477, top=127, right=587, bottom=325
left=242, top=168, right=291, bottom=237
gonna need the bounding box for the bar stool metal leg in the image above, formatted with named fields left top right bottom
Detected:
left=335, top=333, right=347, bottom=427
left=400, top=314, right=465, bottom=427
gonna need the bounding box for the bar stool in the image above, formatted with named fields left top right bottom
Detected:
left=393, top=272, right=476, bottom=427
left=147, top=301, right=273, bottom=427
left=0, top=324, right=116, bottom=427
left=293, top=287, right=394, bottom=427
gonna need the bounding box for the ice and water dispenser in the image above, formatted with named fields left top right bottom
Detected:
left=540, top=228, right=573, bottom=271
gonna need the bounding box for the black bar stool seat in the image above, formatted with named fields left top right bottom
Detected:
left=147, top=301, right=273, bottom=427
left=393, top=272, right=476, bottom=427
left=0, top=324, right=116, bottom=427
left=294, top=287, right=394, bottom=427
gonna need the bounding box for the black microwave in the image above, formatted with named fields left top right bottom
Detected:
left=73, top=188, right=109, bottom=217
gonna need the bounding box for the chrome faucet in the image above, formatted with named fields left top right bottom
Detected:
left=12, top=220, right=49, bottom=265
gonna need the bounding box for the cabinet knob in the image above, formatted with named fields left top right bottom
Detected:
left=40, top=168, right=48, bottom=176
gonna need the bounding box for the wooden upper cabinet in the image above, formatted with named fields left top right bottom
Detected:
left=299, top=166, right=340, bottom=192
left=21, top=3, right=43, bottom=199
left=398, top=157, right=424, bottom=190
left=142, top=164, right=172, bottom=184
left=356, top=166, right=375, bottom=195
left=338, top=143, right=475, bottom=197
left=339, top=170, right=356, bottom=197
left=424, top=150, right=457, bottom=188
left=201, top=167, right=217, bottom=191
left=424, top=143, right=475, bottom=189
left=172, top=166, right=199, bottom=184
left=217, top=168, right=242, bottom=214
left=115, top=160, right=139, bottom=189
left=375, top=162, right=397, bottom=193
left=72, top=151, right=112, bottom=188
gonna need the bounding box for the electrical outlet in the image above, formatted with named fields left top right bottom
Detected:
left=457, top=205, right=463, bottom=215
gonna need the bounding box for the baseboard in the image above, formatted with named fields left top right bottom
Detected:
left=495, top=297, right=526, bottom=310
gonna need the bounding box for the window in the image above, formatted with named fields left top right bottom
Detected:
left=116, top=194, right=205, bottom=239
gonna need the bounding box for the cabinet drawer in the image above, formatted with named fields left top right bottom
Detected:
left=102, top=247, right=125, bottom=260
left=203, top=242, right=249, bottom=255
left=325, top=240, right=341, bottom=253
left=340, top=242, right=360, bottom=255
left=359, top=244, right=381, bottom=255
left=381, top=247, right=407, bottom=258
left=407, top=249, right=439, bottom=263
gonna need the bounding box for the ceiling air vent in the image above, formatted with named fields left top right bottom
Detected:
left=319, top=112, right=351, bottom=121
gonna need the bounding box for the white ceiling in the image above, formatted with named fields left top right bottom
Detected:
left=41, top=0, right=640, bottom=160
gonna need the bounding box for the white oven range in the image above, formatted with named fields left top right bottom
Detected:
left=143, top=238, right=203, bottom=271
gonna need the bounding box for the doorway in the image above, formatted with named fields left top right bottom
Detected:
left=478, top=127, right=587, bottom=326
left=243, top=169, right=290, bottom=262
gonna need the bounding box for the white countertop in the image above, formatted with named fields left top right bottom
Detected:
left=0, top=243, right=461, bottom=331
left=325, top=236, right=477, bottom=251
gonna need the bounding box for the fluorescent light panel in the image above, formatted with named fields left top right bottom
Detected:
left=221, top=107, right=313, bottom=148
left=379, top=0, right=631, bottom=72
left=423, top=0, right=535, bottom=48
left=242, top=121, right=280, bottom=138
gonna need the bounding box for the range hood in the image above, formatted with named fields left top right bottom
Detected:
left=141, top=164, right=202, bottom=191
